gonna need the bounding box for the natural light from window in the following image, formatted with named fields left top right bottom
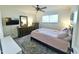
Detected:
left=42, top=15, right=58, bottom=23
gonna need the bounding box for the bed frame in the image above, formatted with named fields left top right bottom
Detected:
left=31, top=37, right=68, bottom=54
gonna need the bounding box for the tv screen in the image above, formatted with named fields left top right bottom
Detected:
left=6, top=20, right=19, bottom=25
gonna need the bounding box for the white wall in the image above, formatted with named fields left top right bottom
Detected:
left=59, top=11, right=71, bottom=29
left=0, top=5, right=72, bottom=38
left=39, top=10, right=71, bottom=30
left=0, top=6, right=35, bottom=38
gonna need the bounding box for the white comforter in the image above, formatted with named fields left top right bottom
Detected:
left=37, top=28, right=59, bottom=38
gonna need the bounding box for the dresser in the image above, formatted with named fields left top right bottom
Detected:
left=18, top=23, right=39, bottom=37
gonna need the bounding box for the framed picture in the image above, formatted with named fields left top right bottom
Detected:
left=19, top=16, right=28, bottom=27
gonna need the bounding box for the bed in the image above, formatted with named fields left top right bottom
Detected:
left=31, top=28, right=70, bottom=53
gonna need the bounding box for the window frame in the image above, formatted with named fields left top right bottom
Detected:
left=42, top=14, right=59, bottom=23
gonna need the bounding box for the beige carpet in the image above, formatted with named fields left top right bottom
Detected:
left=15, top=35, right=58, bottom=54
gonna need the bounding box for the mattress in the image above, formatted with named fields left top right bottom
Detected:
left=31, top=28, right=70, bottom=53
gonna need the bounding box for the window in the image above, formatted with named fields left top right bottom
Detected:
left=42, top=15, right=58, bottom=23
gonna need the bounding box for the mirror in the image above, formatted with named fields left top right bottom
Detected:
left=20, top=16, right=28, bottom=27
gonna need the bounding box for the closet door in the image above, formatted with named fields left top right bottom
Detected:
left=0, top=11, right=4, bottom=38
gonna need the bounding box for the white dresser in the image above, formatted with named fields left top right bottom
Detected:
left=1, top=36, right=22, bottom=54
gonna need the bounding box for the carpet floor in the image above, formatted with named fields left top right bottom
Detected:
left=15, top=35, right=58, bottom=54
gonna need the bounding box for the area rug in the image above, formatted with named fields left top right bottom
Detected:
left=15, top=35, right=58, bottom=54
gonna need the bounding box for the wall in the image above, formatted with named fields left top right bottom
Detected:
left=39, top=9, right=71, bottom=30
left=39, top=12, right=60, bottom=29
left=0, top=6, right=35, bottom=38
left=0, top=5, right=71, bottom=38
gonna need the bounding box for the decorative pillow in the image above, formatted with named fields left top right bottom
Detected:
left=61, top=28, right=69, bottom=32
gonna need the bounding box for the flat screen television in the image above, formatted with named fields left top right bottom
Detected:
left=6, top=18, right=19, bottom=25
left=6, top=20, right=19, bottom=25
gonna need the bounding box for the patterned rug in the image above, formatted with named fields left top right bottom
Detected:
left=15, top=35, right=58, bottom=54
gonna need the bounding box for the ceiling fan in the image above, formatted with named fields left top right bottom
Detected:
left=33, top=5, right=47, bottom=12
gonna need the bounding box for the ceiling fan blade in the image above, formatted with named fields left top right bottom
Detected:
left=32, top=5, right=46, bottom=13
left=39, top=9, right=45, bottom=12
left=32, top=5, right=38, bottom=11
left=41, top=7, right=47, bottom=9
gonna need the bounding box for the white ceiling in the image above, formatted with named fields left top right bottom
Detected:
left=0, top=5, right=72, bottom=11
left=0, top=5, right=75, bottom=15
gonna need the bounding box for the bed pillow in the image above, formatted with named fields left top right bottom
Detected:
left=58, top=31, right=68, bottom=39
left=61, top=28, right=69, bottom=32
